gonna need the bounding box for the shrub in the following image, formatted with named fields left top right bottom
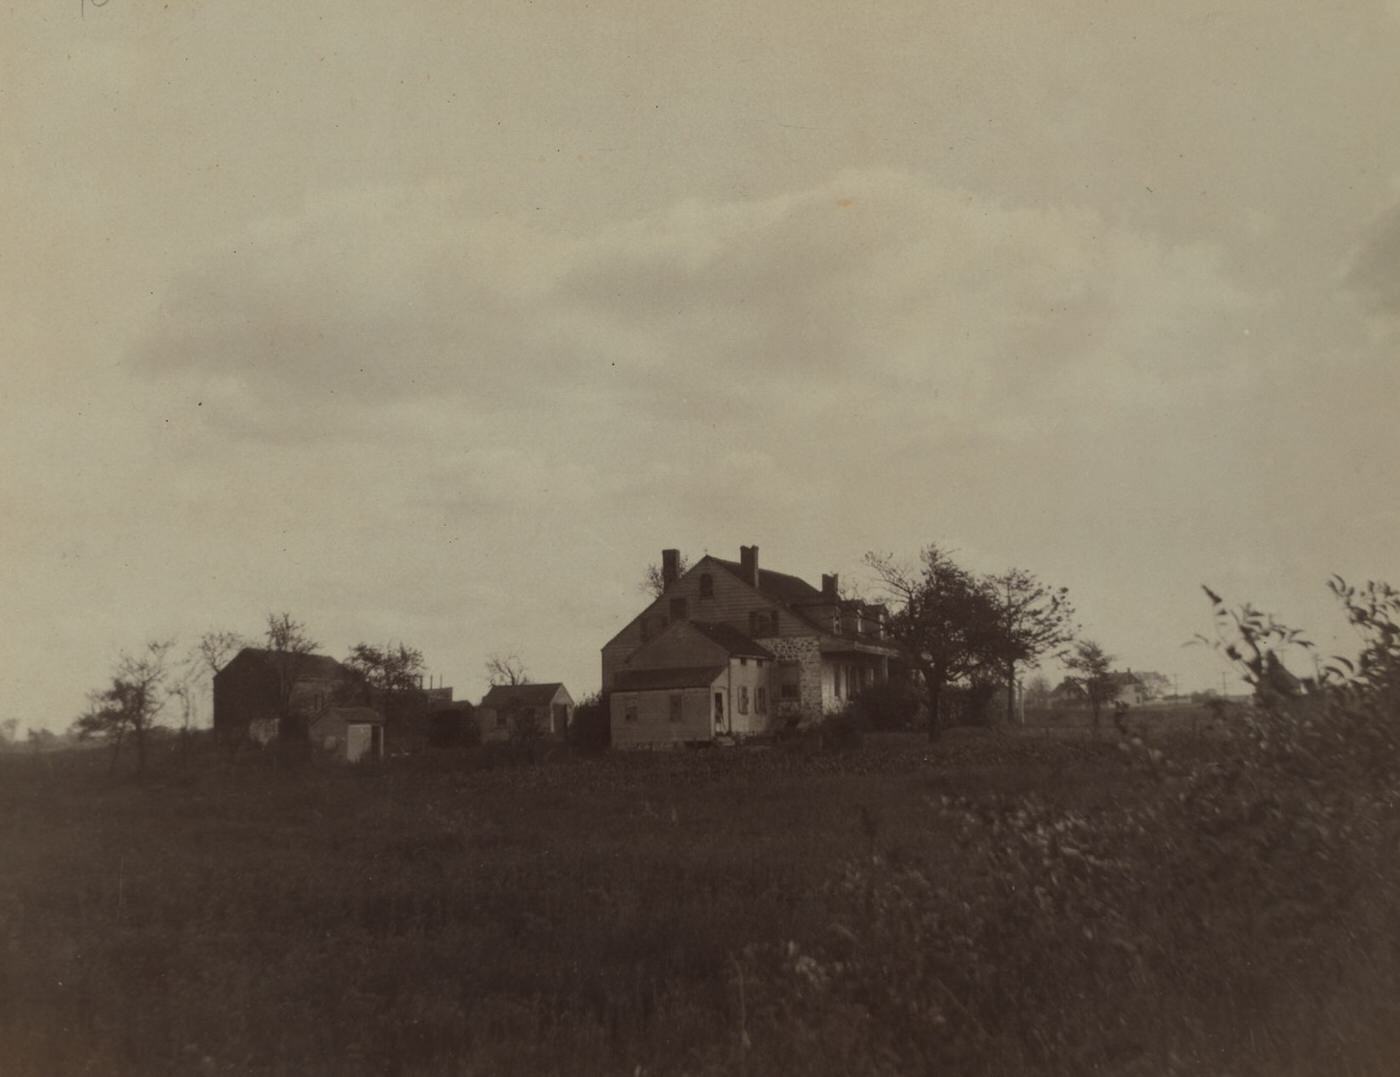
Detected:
left=847, top=678, right=921, bottom=731
left=426, top=706, right=478, bottom=748
left=739, top=578, right=1400, bottom=1076
left=568, top=692, right=611, bottom=753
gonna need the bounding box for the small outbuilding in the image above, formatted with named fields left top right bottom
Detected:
left=312, top=706, right=386, bottom=763
left=477, top=683, right=575, bottom=743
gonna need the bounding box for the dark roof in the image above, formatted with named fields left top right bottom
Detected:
left=231, top=647, right=346, bottom=680
left=615, top=666, right=726, bottom=691
left=688, top=621, right=775, bottom=659
left=318, top=706, right=384, bottom=725
left=480, top=682, right=566, bottom=709
left=711, top=558, right=825, bottom=605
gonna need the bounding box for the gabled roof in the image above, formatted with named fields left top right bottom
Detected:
left=615, top=666, right=727, bottom=691
left=687, top=621, right=774, bottom=659
left=480, top=682, right=566, bottom=709
left=710, top=558, right=825, bottom=605
left=226, top=647, right=346, bottom=680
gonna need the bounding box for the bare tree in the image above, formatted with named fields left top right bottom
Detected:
left=72, top=639, right=175, bottom=776
left=988, top=568, right=1077, bottom=726
left=641, top=552, right=690, bottom=597
left=264, top=613, right=320, bottom=745
left=865, top=547, right=1003, bottom=741
left=484, top=653, right=530, bottom=687
left=196, top=630, right=247, bottom=680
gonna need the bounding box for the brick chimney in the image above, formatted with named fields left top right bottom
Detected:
left=822, top=573, right=839, bottom=600
left=661, top=548, right=680, bottom=590
left=739, top=545, right=760, bottom=587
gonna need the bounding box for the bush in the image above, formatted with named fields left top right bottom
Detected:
left=568, top=692, right=610, bottom=753
left=739, top=579, right=1400, bottom=1076
left=426, top=706, right=478, bottom=748
left=847, top=678, right=921, bottom=731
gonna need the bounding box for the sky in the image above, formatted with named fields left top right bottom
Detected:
left=5, top=1, right=1400, bottom=731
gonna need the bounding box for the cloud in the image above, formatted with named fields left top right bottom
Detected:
left=128, top=170, right=1255, bottom=461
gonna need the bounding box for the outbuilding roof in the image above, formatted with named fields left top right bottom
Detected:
left=479, top=682, right=567, bottom=709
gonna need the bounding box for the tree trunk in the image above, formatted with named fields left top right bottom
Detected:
left=925, top=672, right=944, bottom=742
left=1005, top=658, right=1017, bottom=726
left=108, top=727, right=125, bottom=775
left=134, top=725, right=147, bottom=777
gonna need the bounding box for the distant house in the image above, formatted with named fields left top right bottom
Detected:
left=1051, top=670, right=1149, bottom=708
left=477, top=683, right=574, bottom=743
left=602, top=545, right=899, bottom=747
left=213, top=647, right=349, bottom=745
left=213, top=646, right=449, bottom=756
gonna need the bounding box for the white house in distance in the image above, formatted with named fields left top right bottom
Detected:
left=603, top=545, right=900, bottom=748
left=476, top=683, right=575, bottom=743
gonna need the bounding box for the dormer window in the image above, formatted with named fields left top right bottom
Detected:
left=699, top=573, right=714, bottom=599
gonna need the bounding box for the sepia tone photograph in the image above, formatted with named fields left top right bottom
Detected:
left=3, top=2, right=1399, bottom=1074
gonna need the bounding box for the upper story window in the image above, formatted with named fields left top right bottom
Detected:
left=749, top=609, right=777, bottom=636
left=699, top=573, right=714, bottom=598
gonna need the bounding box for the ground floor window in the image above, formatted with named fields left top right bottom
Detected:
left=738, top=686, right=749, bottom=715
left=756, top=686, right=767, bottom=713
left=668, top=693, right=683, bottom=723
left=625, top=701, right=638, bottom=723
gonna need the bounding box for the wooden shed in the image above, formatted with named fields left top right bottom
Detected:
left=311, top=706, right=386, bottom=763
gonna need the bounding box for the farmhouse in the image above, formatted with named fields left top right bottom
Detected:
left=213, top=647, right=349, bottom=745
left=213, top=646, right=452, bottom=755
left=477, top=682, right=575, bottom=743
left=611, top=620, right=775, bottom=749
left=602, top=545, right=899, bottom=747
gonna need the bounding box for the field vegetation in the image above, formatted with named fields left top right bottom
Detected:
left=2, top=582, right=1398, bottom=1076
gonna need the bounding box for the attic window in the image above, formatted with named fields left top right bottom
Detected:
left=699, top=573, right=714, bottom=598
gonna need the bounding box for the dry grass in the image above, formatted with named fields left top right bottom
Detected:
left=0, top=722, right=1395, bottom=1076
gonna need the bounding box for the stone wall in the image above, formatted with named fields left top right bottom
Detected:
left=760, top=634, right=823, bottom=725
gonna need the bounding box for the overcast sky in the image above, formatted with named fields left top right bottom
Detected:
left=5, top=2, right=1400, bottom=730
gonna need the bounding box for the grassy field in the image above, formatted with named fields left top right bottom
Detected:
left=1, top=724, right=1397, bottom=1076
